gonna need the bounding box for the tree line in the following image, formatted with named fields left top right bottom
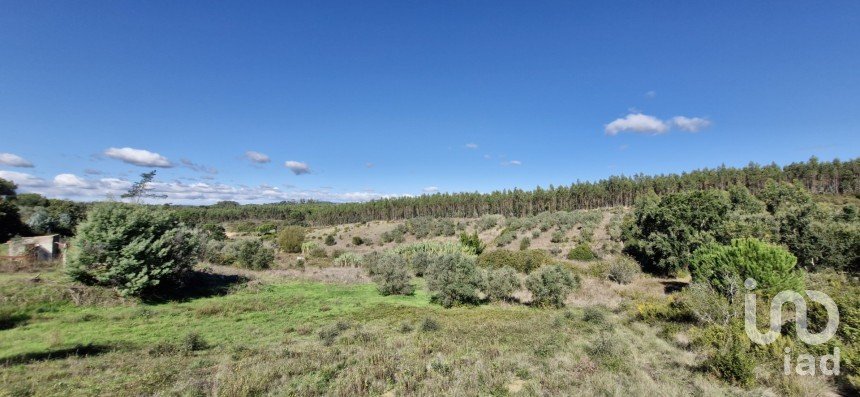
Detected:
left=171, top=157, right=859, bottom=225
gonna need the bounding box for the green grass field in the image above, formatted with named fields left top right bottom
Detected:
left=0, top=266, right=758, bottom=396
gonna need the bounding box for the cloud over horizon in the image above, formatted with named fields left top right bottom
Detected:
left=0, top=153, right=34, bottom=168
left=604, top=113, right=711, bottom=135
left=104, top=147, right=172, bottom=167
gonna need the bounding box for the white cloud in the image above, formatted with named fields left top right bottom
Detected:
left=465, top=143, right=478, bottom=149
left=501, top=160, right=522, bottom=166
left=605, top=113, right=669, bottom=135
left=285, top=161, right=311, bottom=175
left=365, top=162, right=375, bottom=168
left=54, top=174, right=90, bottom=188
left=483, top=154, right=491, bottom=159
left=605, top=113, right=711, bottom=135
left=423, top=186, right=439, bottom=193
left=0, top=170, right=47, bottom=187
left=670, top=116, right=711, bottom=132
left=0, top=153, right=34, bottom=168
left=104, top=147, right=172, bottom=167
left=245, top=151, right=270, bottom=164
left=645, top=90, right=657, bottom=99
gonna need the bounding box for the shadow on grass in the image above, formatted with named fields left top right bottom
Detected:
left=0, top=313, right=31, bottom=330
left=660, top=280, right=687, bottom=294
left=1, top=344, right=111, bottom=366
left=141, top=270, right=248, bottom=304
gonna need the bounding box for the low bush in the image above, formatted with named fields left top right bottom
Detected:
left=351, top=236, right=365, bottom=246
left=227, top=239, right=274, bottom=270
left=277, top=226, right=305, bottom=253
left=308, top=247, right=327, bottom=258
left=420, top=317, right=440, bottom=332
left=482, top=266, right=520, bottom=302
left=550, top=230, right=566, bottom=243
left=586, top=331, right=629, bottom=370
left=477, top=215, right=503, bottom=231
left=525, top=264, right=579, bottom=308
left=477, top=249, right=553, bottom=273
left=566, top=243, right=598, bottom=261
left=519, top=236, right=531, bottom=251
left=324, top=234, right=336, bottom=246
left=371, top=252, right=414, bottom=296
left=300, top=241, right=318, bottom=255
left=494, top=228, right=517, bottom=247
left=425, top=253, right=483, bottom=307
left=333, top=252, right=362, bottom=267
left=459, top=232, right=485, bottom=255
left=607, top=255, right=640, bottom=284
left=703, top=339, right=756, bottom=387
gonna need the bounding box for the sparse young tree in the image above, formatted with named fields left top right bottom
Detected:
left=121, top=170, right=167, bottom=203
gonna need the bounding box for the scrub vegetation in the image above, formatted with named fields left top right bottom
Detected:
left=1, top=157, right=859, bottom=396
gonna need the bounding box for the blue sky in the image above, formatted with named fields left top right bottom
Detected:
left=1, top=1, right=858, bottom=203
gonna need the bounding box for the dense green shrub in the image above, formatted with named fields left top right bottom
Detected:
left=607, top=255, right=640, bottom=284
left=324, top=234, right=336, bottom=246
left=411, top=251, right=431, bottom=276
left=425, top=253, right=483, bottom=307
left=227, top=239, right=274, bottom=270
left=256, top=222, right=278, bottom=235
left=200, top=223, right=227, bottom=241
left=66, top=203, right=199, bottom=296
left=622, top=190, right=732, bottom=275
left=525, top=264, right=579, bottom=308
left=482, top=266, right=520, bottom=302
left=690, top=238, right=803, bottom=297
left=0, top=199, right=26, bottom=243
left=703, top=339, right=755, bottom=387
left=372, top=252, right=414, bottom=295
left=566, top=243, right=598, bottom=261
left=477, top=249, right=553, bottom=273
left=199, top=239, right=227, bottom=265
left=459, top=232, right=485, bottom=255
left=351, top=236, right=365, bottom=246
left=277, top=226, right=305, bottom=253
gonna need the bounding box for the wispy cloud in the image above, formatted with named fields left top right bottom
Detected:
left=10, top=173, right=405, bottom=204
left=285, top=160, right=311, bottom=175
left=645, top=90, right=656, bottom=99
left=245, top=150, right=270, bottom=164
left=605, top=113, right=710, bottom=135
left=0, top=153, right=34, bottom=168
left=501, top=160, right=522, bottom=166
left=180, top=158, right=218, bottom=174
left=423, top=186, right=439, bottom=193
left=104, top=147, right=172, bottom=167
left=670, top=116, right=711, bottom=132
left=465, top=143, right=478, bottom=149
